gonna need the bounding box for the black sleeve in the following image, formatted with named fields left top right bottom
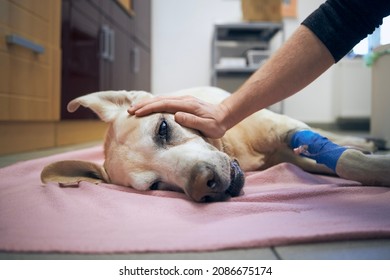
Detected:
left=301, top=0, right=390, bottom=62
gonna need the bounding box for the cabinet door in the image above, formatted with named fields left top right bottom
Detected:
left=132, top=0, right=151, bottom=92
left=133, top=0, right=151, bottom=48
left=111, top=31, right=134, bottom=91
left=0, top=0, right=61, bottom=120
left=61, top=0, right=101, bottom=119
left=60, top=0, right=151, bottom=119
left=131, top=43, right=151, bottom=91
left=98, top=0, right=112, bottom=92
left=102, top=0, right=148, bottom=92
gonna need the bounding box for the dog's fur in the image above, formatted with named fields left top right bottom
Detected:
left=41, top=87, right=390, bottom=202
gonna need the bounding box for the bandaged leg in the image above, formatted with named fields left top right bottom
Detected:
left=289, top=130, right=347, bottom=172
left=336, top=149, right=390, bottom=186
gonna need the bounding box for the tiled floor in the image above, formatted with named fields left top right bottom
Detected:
left=1, top=240, right=390, bottom=260
left=1, top=140, right=390, bottom=260
left=0, top=141, right=102, bottom=168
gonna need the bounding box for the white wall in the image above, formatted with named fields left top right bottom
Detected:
left=282, top=1, right=372, bottom=122
left=151, top=0, right=371, bottom=123
left=332, top=59, right=371, bottom=119
left=282, top=0, right=336, bottom=123
left=151, top=0, right=241, bottom=94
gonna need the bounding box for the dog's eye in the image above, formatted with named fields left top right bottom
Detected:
left=155, top=118, right=171, bottom=145
left=149, top=181, right=160, bottom=190
left=158, top=120, right=168, bottom=139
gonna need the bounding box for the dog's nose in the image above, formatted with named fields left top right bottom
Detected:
left=187, top=163, right=228, bottom=202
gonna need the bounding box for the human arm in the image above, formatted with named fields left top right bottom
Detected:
left=218, top=24, right=334, bottom=133
left=129, top=0, right=390, bottom=138
left=129, top=25, right=334, bottom=138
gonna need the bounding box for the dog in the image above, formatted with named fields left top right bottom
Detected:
left=41, top=87, right=390, bottom=202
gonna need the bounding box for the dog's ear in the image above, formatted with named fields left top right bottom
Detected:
left=67, top=90, right=152, bottom=122
left=41, top=160, right=110, bottom=186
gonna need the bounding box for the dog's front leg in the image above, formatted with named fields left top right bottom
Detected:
left=288, top=130, right=347, bottom=172
left=336, top=150, right=390, bottom=186
left=288, top=129, right=390, bottom=186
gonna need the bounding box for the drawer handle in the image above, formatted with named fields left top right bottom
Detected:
left=6, top=34, right=45, bottom=54
left=100, top=25, right=110, bottom=60
left=100, top=25, right=115, bottom=62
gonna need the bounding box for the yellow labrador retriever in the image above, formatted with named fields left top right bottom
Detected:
left=41, top=87, right=390, bottom=202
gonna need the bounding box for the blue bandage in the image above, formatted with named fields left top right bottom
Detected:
left=289, top=130, right=347, bottom=171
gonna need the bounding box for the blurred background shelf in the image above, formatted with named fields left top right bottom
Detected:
left=211, top=21, right=284, bottom=113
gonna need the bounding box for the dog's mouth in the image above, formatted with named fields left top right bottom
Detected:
left=226, top=159, right=245, bottom=197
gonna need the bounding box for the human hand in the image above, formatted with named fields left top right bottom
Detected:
left=128, top=95, right=230, bottom=138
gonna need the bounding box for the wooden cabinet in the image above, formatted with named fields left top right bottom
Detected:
left=61, top=0, right=151, bottom=119
left=0, top=0, right=61, bottom=120
left=0, top=0, right=151, bottom=155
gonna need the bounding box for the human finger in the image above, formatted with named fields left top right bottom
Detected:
left=128, top=95, right=180, bottom=110
left=175, top=112, right=226, bottom=139
left=128, top=96, right=199, bottom=116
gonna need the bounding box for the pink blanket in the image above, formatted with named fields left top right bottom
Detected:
left=1, top=145, right=390, bottom=253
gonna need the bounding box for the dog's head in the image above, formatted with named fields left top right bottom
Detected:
left=41, top=90, right=244, bottom=202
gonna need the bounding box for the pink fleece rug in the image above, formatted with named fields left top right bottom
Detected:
left=1, top=145, right=390, bottom=253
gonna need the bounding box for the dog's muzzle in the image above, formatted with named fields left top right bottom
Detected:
left=226, top=159, right=245, bottom=197
left=187, top=159, right=245, bottom=203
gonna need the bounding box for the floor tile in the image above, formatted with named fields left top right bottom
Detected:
left=274, top=239, right=390, bottom=260
left=0, top=248, right=278, bottom=260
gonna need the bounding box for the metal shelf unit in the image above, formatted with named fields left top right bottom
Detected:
left=211, top=21, right=284, bottom=113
